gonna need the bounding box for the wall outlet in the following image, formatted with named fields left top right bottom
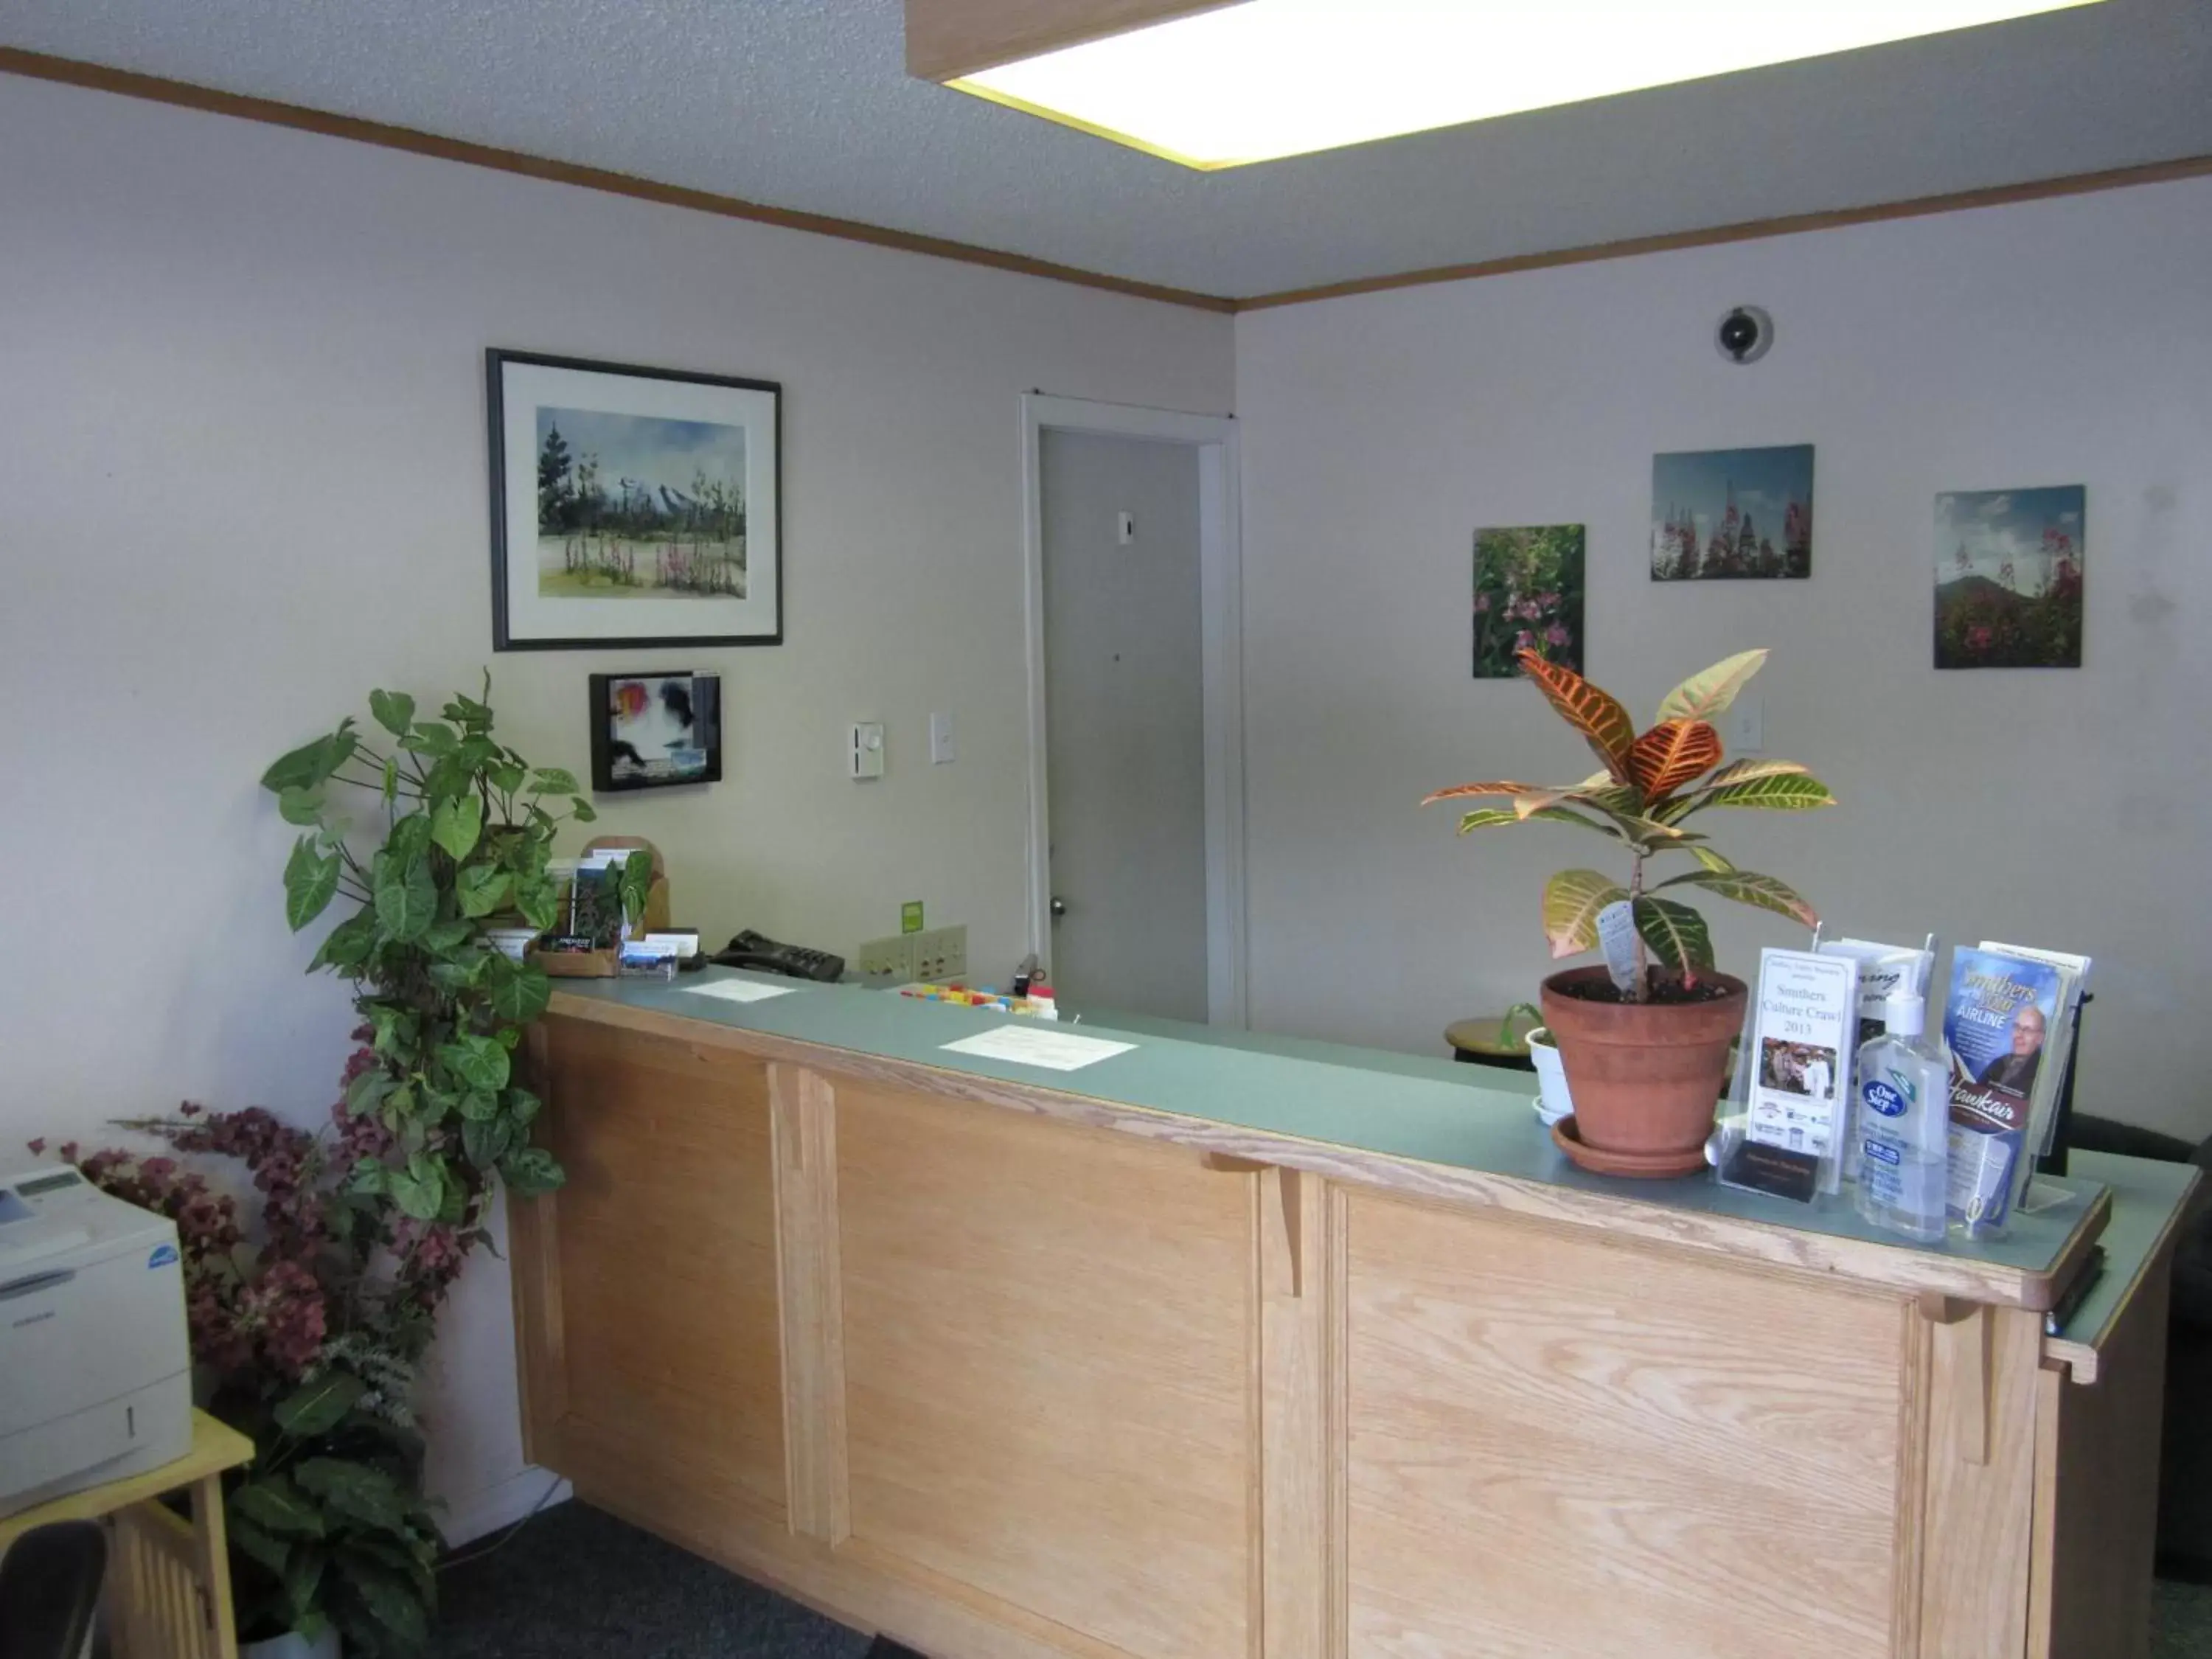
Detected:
left=855, top=934, right=914, bottom=981
left=911, top=924, right=967, bottom=983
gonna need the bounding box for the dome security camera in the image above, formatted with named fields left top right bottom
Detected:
left=1716, top=305, right=1773, bottom=364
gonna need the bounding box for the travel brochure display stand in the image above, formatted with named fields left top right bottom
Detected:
left=1712, top=933, right=2093, bottom=1242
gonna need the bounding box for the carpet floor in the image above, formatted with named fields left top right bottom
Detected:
left=434, top=1501, right=2212, bottom=1658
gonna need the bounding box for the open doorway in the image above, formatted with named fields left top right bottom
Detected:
left=1020, top=394, right=1246, bottom=1026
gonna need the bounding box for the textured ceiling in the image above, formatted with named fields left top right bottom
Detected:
left=4, top=0, right=2210, bottom=299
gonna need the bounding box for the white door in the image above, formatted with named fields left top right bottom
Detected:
left=1039, top=428, right=1209, bottom=1022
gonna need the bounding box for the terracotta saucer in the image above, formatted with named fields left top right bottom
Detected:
left=1550, top=1115, right=1708, bottom=1180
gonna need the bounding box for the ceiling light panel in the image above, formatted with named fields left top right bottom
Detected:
left=953, top=0, right=2106, bottom=169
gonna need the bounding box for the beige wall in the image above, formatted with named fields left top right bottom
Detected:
left=1234, top=173, right=2212, bottom=1143
left=9, top=60, right=2208, bottom=1551
left=0, top=72, right=1232, bottom=1537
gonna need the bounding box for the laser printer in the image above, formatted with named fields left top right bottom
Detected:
left=0, top=1165, right=192, bottom=1518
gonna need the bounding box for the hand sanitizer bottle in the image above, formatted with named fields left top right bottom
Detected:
left=1854, top=992, right=1950, bottom=1243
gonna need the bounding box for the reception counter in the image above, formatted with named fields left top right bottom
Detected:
left=506, top=970, right=2199, bottom=1659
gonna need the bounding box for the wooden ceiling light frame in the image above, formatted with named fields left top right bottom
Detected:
left=905, top=0, right=1242, bottom=82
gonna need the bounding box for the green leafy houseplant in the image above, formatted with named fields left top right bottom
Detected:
left=263, top=679, right=646, bottom=1222
left=226, top=1345, right=444, bottom=1654
left=1424, top=647, right=1834, bottom=999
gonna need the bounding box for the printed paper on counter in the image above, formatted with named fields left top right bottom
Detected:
left=684, top=977, right=800, bottom=1004
left=941, top=1026, right=1135, bottom=1072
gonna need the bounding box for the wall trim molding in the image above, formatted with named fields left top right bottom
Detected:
left=1235, top=151, right=2212, bottom=311
left=0, top=45, right=1236, bottom=315
left=7, top=45, right=2209, bottom=316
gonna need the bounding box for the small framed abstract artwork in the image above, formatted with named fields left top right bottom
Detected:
left=1473, top=524, right=1585, bottom=678
left=1651, top=444, right=1813, bottom=580
left=588, top=671, right=723, bottom=792
left=487, top=350, right=782, bottom=650
left=1935, top=486, right=2084, bottom=669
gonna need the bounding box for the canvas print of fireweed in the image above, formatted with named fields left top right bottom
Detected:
left=1473, top=524, right=1585, bottom=678
left=1651, top=445, right=1813, bottom=580
left=1935, top=487, right=2084, bottom=669
left=535, top=408, right=747, bottom=599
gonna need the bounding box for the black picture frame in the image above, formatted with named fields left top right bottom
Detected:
left=487, top=349, right=783, bottom=650
left=588, top=671, right=724, bottom=793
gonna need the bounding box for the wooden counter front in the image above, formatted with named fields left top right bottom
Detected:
left=508, top=992, right=2190, bottom=1659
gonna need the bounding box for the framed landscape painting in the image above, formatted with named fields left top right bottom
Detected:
left=1473, top=524, right=1584, bottom=678
left=1651, top=444, right=1813, bottom=580
left=487, top=350, right=782, bottom=650
left=1935, top=486, right=2084, bottom=669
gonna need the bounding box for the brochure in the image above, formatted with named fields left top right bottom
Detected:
left=1943, top=947, right=2076, bottom=1232
left=1980, top=940, right=2092, bottom=1158
left=1730, top=947, right=1859, bottom=1198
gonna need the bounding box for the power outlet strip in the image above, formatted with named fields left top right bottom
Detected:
left=855, top=934, right=915, bottom=981
left=911, top=925, right=967, bottom=983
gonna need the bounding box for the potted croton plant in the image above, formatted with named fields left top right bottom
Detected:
left=1425, top=648, right=1834, bottom=1176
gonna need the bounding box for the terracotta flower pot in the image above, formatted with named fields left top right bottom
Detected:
left=1539, top=965, right=1747, bottom=1177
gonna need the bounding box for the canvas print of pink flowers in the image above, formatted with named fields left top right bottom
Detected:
left=1651, top=444, right=1812, bottom=580
left=1473, top=524, right=1584, bottom=678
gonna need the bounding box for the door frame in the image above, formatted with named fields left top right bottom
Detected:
left=1019, top=393, right=1248, bottom=1027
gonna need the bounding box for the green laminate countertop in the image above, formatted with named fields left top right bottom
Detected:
left=2047, top=1150, right=2203, bottom=1356
left=549, top=968, right=2141, bottom=1301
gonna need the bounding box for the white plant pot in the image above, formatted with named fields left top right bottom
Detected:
left=1526, top=1028, right=1575, bottom=1126
left=243, top=1629, right=341, bottom=1659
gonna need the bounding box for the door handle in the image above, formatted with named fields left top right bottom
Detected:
left=1048, top=897, right=1068, bottom=919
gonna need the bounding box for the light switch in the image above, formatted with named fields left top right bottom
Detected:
left=849, top=722, right=885, bottom=780
left=929, top=712, right=956, bottom=765
left=1116, top=511, right=1135, bottom=546
left=1726, top=695, right=1764, bottom=754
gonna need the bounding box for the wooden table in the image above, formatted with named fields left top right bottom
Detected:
left=0, top=1409, right=252, bottom=1659
left=508, top=972, right=2186, bottom=1659
left=1443, top=1013, right=1537, bottom=1068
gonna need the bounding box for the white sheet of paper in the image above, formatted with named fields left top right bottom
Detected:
left=940, top=1026, right=1135, bottom=1072
left=684, top=977, right=799, bottom=1004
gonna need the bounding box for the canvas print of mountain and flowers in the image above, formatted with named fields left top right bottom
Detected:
left=1935, top=486, right=2084, bottom=669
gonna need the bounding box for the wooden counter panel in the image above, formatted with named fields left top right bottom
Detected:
left=835, top=1080, right=1258, bottom=1659
left=2030, top=1255, right=2171, bottom=1659
left=1340, top=1190, right=1907, bottom=1659
left=532, top=1020, right=788, bottom=1527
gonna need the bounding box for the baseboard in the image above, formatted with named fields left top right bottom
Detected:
left=437, top=1465, right=572, bottom=1547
